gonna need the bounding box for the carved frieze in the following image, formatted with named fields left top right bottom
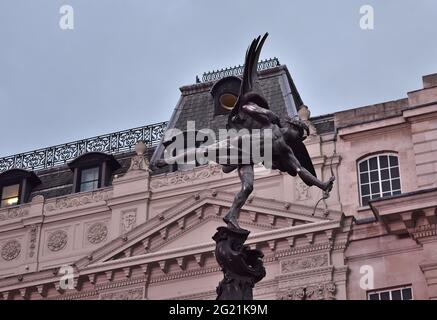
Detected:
left=99, top=287, right=144, bottom=300
left=1, top=240, right=21, bottom=261
left=281, top=253, right=329, bottom=274
left=278, top=287, right=306, bottom=300
left=44, top=190, right=113, bottom=212
left=87, top=223, right=108, bottom=244
left=47, top=230, right=68, bottom=252
left=150, top=164, right=222, bottom=189
left=279, top=282, right=336, bottom=300
left=0, top=207, right=29, bottom=221
left=306, top=282, right=336, bottom=300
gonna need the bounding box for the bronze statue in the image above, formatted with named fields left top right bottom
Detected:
left=221, top=33, right=335, bottom=229
left=156, top=33, right=335, bottom=230
left=156, top=33, right=335, bottom=300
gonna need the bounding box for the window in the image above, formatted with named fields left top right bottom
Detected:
left=1, top=184, right=20, bottom=207
left=358, top=154, right=401, bottom=206
left=68, top=152, right=121, bottom=193
left=79, top=167, right=100, bottom=192
left=0, top=169, right=41, bottom=208
left=368, top=286, right=412, bottom=300
left=210, top=76, right=241, bottom=116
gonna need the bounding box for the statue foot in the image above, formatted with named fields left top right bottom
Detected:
left=223, top=213, right=241, bottom=230
left=323, top=176, right=335, bottom=193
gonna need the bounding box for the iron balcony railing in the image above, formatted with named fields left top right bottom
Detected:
left=201, top=57, right=280, bottom=83
left=0, top=121, right=168, bottom=173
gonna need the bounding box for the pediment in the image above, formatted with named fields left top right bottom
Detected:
left=75, top=189, right=341, bottom=269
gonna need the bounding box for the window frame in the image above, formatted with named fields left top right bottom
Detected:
left=0, top=183, right=21, bottom=208
left=68, top=152, right=121, bottom=194
left=357, top=152, right=402, bottom=206
left=0, top=169, right=41, bottom=208
left=367, top=285, right=413, bottom=300
left=78, top=166, right=101, bottom=192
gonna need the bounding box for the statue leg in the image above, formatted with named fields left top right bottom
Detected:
left=223, top=164, right=254, bottom=229
left=286, top=153, right=335, bottom=192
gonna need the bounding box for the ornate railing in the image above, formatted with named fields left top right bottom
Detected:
left=201, top=57, right=280, bottom=83
left=0, top=121, right=168, bottom=173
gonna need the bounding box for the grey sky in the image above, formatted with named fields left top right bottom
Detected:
left=1, top=0, right=436, bottom=157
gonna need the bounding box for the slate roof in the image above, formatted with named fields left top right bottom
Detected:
left=28, top=151, right=143, bottom=200
left=150, top=64, right=305, bottom=166
left=173, top=65, right=303, bottom=134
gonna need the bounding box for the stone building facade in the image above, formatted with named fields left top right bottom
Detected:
left=0, top=61, right=436, bottom=300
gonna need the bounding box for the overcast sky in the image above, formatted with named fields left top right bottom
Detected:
left=1, top=0, right=436, bottom=157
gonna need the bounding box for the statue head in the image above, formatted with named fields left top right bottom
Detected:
left=281, top=116, right=309, bottom=145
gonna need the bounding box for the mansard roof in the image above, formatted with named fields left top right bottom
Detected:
left=0, top=122, right=167, bottom=200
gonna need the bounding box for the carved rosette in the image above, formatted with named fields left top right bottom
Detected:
left=1, top=240, right=21, bottom=261
left=47, top=230, right=68, bottom=252
left=87, top=223, right=108, bottom=244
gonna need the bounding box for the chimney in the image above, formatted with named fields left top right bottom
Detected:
left=423, top=73, right=437, bottom=89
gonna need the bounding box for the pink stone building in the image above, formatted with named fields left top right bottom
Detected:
left=0, top=61, right=436, bottom=300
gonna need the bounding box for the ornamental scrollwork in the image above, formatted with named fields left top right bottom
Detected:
left=0, top=207, right=29, bottom=221
left=44, top=190, right=113, bottom=212
left=150, top=163, right=222, bottom=189
left=281, top=254, right=329, bottom=274
left=99, top=287, right=144, bottom=300
left=278, top=282, right=336, bottom=300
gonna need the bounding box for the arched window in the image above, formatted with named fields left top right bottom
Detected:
left=358, top=153, right=401, bottom=206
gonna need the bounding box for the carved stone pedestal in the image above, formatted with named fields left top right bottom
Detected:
left=213, top=227, right=266, bottom=300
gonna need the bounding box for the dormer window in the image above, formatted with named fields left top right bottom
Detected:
left=210, top=76, right=241, bottom=115
left=1, top=184, right=20, bottom=207
left=68, top=152, right=121, bottom=193
left=0, top=169, right=41, bottom=208
left=79, top=167, right=100, bottom=192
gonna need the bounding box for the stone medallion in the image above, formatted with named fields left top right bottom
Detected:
left=47, top=230, right=68, bottom=252
left=87, top=223, right=108, bottom=244
left=1, top=240, right=21, bottom=261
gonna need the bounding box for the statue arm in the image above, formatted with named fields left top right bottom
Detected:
left=240, top=103, right=281, bottom=126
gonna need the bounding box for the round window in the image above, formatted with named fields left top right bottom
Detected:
left=219, top=93, right=238, bottom=111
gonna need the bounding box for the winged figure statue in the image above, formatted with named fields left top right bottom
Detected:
left=155, top=33, right=335, bottom=230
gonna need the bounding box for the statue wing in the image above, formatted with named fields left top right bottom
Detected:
left=228, top=33, right=269, bottom=128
